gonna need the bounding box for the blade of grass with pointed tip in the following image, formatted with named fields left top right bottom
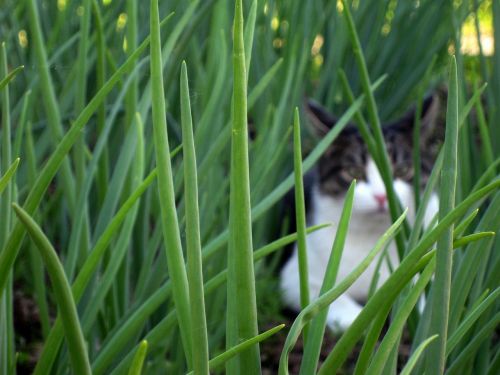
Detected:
left=300, top=181, right=355, bottom=375
left=187, top=325, right=285, bottom=375
left=293, top=108, right=310, bottom=315
left=426, top=55, right=459, bottom=375
left=12, top=204, right=91, bottom=375
left=181, top=61, right=209, bottom=375
left=127, top=340, right=148, bottom=375
left=400, top=335, right=439, bottom=375
left=226, top=1, right=261, bottom=373
left=0, top=65, right=23, bottom=91
left=150, top=0, right=192, bottom=367
left=0, top=159, right=19, bottom=196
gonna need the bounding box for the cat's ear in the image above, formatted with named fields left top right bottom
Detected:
left=305, top=99, right=339, bottom=136
left=389, top=91, right=444, bottom=141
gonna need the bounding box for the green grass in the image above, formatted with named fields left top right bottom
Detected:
left=0, top=1, right=498, bottom=374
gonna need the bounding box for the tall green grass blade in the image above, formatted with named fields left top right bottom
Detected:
left=300, top=181, right=355, bottom=375
left=293, top=108, right=310, bottom=314
left=181, top=61, right=209, bottom=375
left=0, top=40, right=14, bottom=375
left=150, top=0, right=192, bottom=367
left=12, top=204, right=91, bottom=375
left=226, top=0, right=260, bottom=373
left=426, top=55, right=459, bottom=375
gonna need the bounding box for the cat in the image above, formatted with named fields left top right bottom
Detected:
left=280, top=94, right=444, bottom=332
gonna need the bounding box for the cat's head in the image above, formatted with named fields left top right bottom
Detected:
left=306, top=94, right=444, bottom=214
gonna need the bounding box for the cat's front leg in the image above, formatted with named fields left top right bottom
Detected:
left=326, top=294, right=363, bottom=332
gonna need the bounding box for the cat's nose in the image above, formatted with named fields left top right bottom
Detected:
left=374, top=194, right=387, bottom=207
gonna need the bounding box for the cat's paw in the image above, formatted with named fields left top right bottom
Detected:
left=326, top=294, right=363, bottom=333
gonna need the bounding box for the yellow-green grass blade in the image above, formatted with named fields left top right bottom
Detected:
left=0, top=65, right=23, bottom=91
left=12, top=204, right=91, bottom=375
left=150, top=0, right=192, bottom=367
left=127, top=340, right=148, bottom=375
left=181, top=61, right=209, bottom=375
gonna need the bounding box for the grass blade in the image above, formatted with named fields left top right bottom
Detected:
left=0, top=159, right=19, bottom=196
left=0, top=65, right=23, bottom=91
left=293, top=108, right=310, bottom=315
left=300, top=181, right=355, bottom=375
left=181, top=61, right=209, bottom=375
left=226, top=0, right=261, bottom=373
left=150, top=0, right=192, bottom=366
left=400, top=335, right=439, bottom=375
left=426, top=55, right=459, bottom=375
left=12, top=204, right=91, bottom=375
left=127, top=340, right=148, bottom=375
